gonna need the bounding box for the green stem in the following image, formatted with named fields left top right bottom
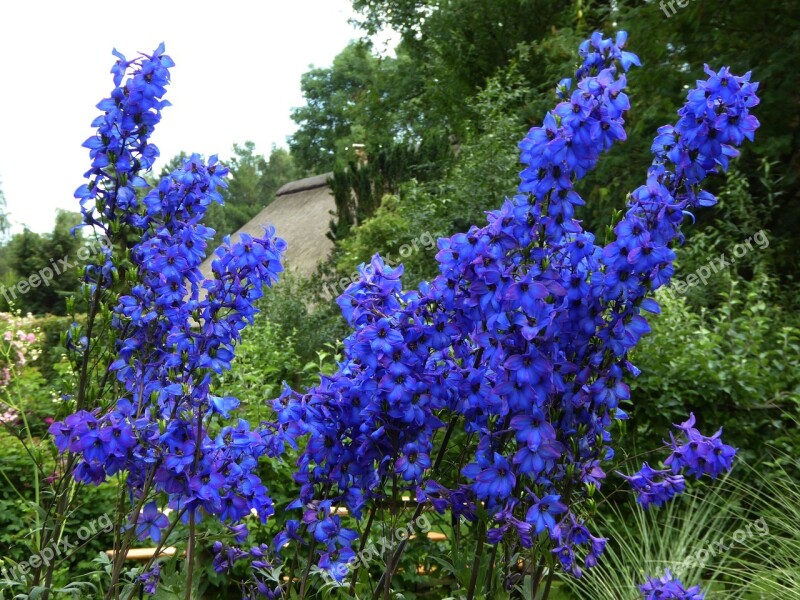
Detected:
left=76, top=280, right=105, bottom=411
left=530, top=554, right=545, bottom=600
left=371, top=416, right=458, bottom=599
left=540, top=566, right=555, bottom=600
left=466, top=519, right=486, bottom=600
left=184, top=510, right=195, bottom=600
left=486, top=543, right=499, bottom=595
left=384, top=473, right=399, bottom=600
left=105, top=471, right=155, bottom=600
left=298, top=538, right=318, bottom=600
left=348, top=501, right=378, bottom=595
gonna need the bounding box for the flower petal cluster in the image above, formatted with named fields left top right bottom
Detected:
left=665, top=413, right=737, bottom=479
left=48, top=46, right=285, bottom=595
left=75, top=44, right=172, bottom=232
left=138, top=564, right=161, bottom=595
left=263, top=30, right=760, bottom=584
left=639, top=569, right=705, bottom=599
left=619, top=463, right=685, bottom=509
left=620, top=413, right=736, bottom=507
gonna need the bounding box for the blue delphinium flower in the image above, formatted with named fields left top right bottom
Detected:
left=135, top=502, right=170, bottom=543
left=48, top=44, right=289, bottom=597
left=469, top=453, right=517, bottom=501
left=261, top=29, right=760, bottom=586
left=526, top=493, right=567, bottom=536
left=639, top=569, right=705, bottom=599
left=618, top=463, right=686, bottom=509
left=665, top=413, right=737, bottom=479
left=396, top=443, right=432, bottom=482
left=138, top=564, right=161, bottom=596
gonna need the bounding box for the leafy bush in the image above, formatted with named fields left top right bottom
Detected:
left=0, top=312, right=117, bottom=592
left=627, top=277, right=800, bottom=463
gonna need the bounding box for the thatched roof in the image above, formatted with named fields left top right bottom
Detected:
left=199, top=173, right=335, bottom=281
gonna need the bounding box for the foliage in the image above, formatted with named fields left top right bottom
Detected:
left=0, top=211, right=91, bottom=315
left=28, top=313, right=75, bottom=393
left=0, top=311, right=117, bottom=593
left=565, top=478, right=743, bottom=599
left=720, top=459, right=800, bottom=598
left=351, top=0, right=579, bottom=141
left=218, top=283, right=343, bottom=417
left=246, top=272, right=349, bottom=368
left=290, top=41, right=396, bottom=173
left=628, top=279, right=800, bottom=465
left=326, top=133, right=452, bottom=242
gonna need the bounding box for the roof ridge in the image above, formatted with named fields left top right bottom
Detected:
left=275, top=172, right=333, bottom=196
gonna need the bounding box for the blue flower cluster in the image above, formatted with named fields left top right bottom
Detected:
left=49, top=33, right=760, bottom=597
left=622, top=413, right=736, bottom=509
left=639, top=569, right=705, bottom=599
left=75, top=44, right=172, bottom=231
left=263, top=31, right=760, bottom=585
left=665, top=413, right=737, bottom=479
left=139, top=563, right=161, bottom=595
left=619, top=462, right=686, bottom=509
left=49, top=45, right=285, bottom=595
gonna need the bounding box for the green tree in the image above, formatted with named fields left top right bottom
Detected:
left=258, top=146, right=300, bottom=200
left=289, top=42, right=387, bottom=171
left=0, top=211, right=86, bottom=315
left=225, top=141, right=270, bottom=210
left=351, top=0, right=579, bottom=136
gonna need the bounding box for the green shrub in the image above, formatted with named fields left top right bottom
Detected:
left=625, top=277, right=800, bottom=464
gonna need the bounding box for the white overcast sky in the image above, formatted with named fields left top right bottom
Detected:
left=0, top=0, right=381, bottom=234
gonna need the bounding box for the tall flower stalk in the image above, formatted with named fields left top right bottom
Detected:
left=46, top=45, right=286, bottom=598
left=259, top=31, right=759, bottom=599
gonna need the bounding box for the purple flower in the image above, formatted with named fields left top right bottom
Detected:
left=468, top=453, right=516, bottom=501
left=396, top=443, right=431, bottom=482
left=526, top=493, right=568, bottom=536
left=619, top=463, right=686, bottom=509
left=135, top=502, right=170, bottom=543
left=665, top=413, right=737, bottom=479
left=639, top=569, right=705, bottom=599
